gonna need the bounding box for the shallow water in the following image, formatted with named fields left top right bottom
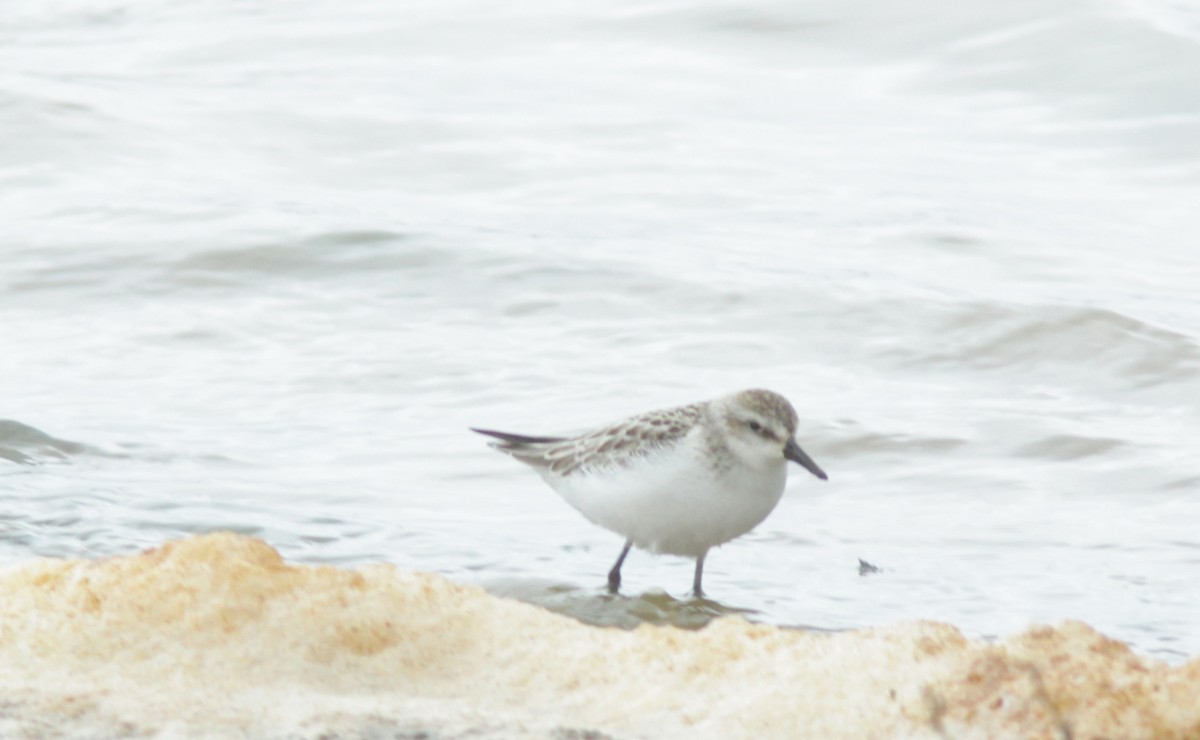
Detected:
left=3, top=0, right=1200, bottom=664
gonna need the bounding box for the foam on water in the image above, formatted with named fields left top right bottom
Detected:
left=0, top=533, right=1197, bottom=738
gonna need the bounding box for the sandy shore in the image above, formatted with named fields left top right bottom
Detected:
left=1, top=533, right=1196, bottom=738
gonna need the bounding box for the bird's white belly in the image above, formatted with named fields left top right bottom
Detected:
left=540, top=443, right=788, bottom=558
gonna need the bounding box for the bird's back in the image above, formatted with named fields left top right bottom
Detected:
left=471, top=402, right=704, bottom=477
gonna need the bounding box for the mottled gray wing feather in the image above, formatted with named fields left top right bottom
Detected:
left=473, top=404, right=704, bottom=476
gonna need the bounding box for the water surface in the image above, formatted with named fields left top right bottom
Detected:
left=2, top=0, right=1199, bottom=661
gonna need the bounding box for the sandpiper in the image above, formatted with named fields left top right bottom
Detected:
left=472, top=389, right=827, bottom=597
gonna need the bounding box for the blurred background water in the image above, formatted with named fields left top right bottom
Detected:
left=2, top=0, right=1198, bottom=661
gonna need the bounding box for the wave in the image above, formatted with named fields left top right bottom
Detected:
left=165, top=230, right=420, bottom=283
left=0, top=420, right=98, bottom=464
left=0, top=533, right=1195, bottom=738
left=905, top=303, right=1200, bottom=388
left=1012, top=433, right=1126, bottom=460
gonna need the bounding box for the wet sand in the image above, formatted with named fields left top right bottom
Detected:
left=1, top=533, right=1197, bottom=738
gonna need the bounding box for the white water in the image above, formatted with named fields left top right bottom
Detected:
left=3, top=0, right=1199, bottom=663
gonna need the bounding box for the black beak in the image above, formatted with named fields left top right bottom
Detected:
left=784, top=437, right=827, bottom=480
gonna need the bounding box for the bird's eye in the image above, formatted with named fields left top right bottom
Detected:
left=748, top=420, right=763, bottom=433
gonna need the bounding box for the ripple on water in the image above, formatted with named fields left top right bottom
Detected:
left=905, top=303, right=1200, bottom=388
left=0, top=420, right=100, bottom=465
left=164, top=230, right=424, bottom=286
left=1011, top=434, right=1127, bottom=461
left=816, top=427, right=969, bottom=458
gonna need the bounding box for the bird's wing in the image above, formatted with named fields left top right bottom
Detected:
left=472, top=403, right=703, bottom=476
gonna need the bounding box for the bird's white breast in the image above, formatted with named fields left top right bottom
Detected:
left=538, top=430, right=788, bottom=558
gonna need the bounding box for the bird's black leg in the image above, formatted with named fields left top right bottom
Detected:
left=692, top=551, right=707, bottom=598
left=607, top=539, right=633, bottom=593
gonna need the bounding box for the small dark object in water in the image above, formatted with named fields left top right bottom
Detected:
left=858, top=558, right=881, bottom=576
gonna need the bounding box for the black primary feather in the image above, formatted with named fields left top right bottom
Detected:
left=470, top=427, right=568, bottom=446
